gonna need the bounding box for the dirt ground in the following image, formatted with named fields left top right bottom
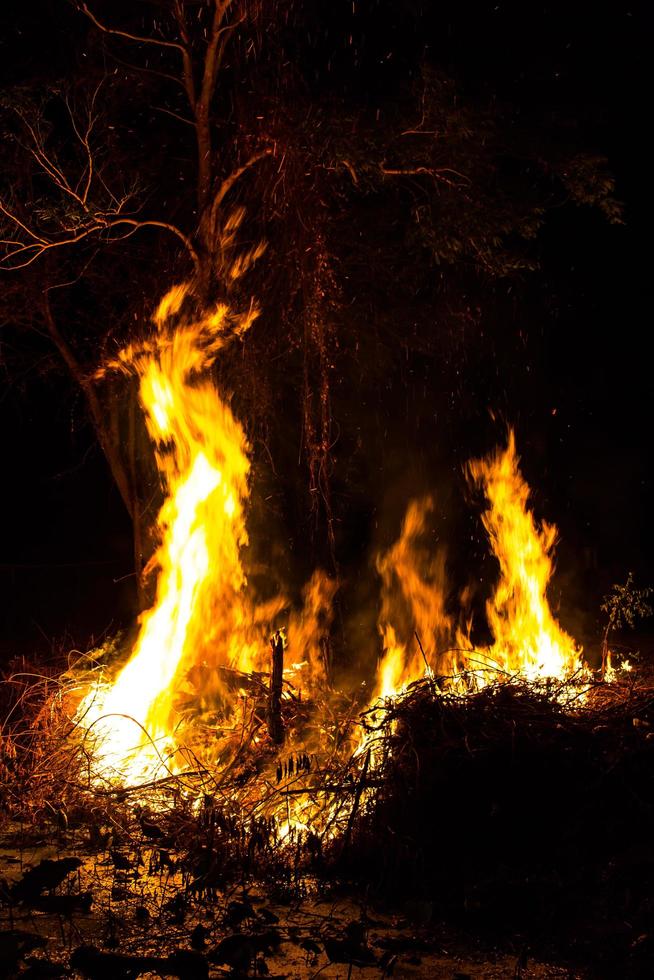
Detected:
left=0, top=824, right=581, bottom=979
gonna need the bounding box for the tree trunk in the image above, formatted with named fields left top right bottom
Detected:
left=41, top=292, right=145, bottom=599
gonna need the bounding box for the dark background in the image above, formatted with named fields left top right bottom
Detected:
left=0, top=0, right=651, bottom=662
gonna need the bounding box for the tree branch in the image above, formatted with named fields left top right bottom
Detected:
left=152, top=105, right=196, bottom=128
left=0, top=204, right=200, bottom=274
left=107, top=219, right=200, bottom=272
left=0, top=202, right=46, bottom=244
left=210, top=148, right=273, bottom=223
left=77, top=3, right=186, bottom=55
left=195, top=0, right=240, bottom=214
left=40, top=290, right=135, bottom=520
left=379, top=164, right=469, bottom=186
left=171, top=0, right=197, bottom=109
left=200, top=1, right=240, bottom=110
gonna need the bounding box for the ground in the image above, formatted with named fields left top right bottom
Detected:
left=0, top=823, right=580, bottom=979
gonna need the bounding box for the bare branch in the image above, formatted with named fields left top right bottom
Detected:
left=65, top=80, right=104, bottom=205
left=171, top=0, right=197, bottom=109
left=40, top=291, right=135, bottom=520
left=0, top=215, right=108, bottom=268
left=0, top=202, right=47, bottom=244
left=107, top=219, right=200, bottom=272
left=340, top=159, right=359, bottom=186
left=77, top=3, right=186, bottom=55
left=211, top=149, right=273, bottom=216
left=0, top=202, right=200, bottom=274
left=1, top=86, right=201, bottom=273
left=200, top=1, right=238, bottom=111
left=379, top=164, right=470, bottom=186
left=13, top=102, right=100, bottom=212
left=103, top=50, right=189, bottom=94
left=153, top=105, right=196, bottom=128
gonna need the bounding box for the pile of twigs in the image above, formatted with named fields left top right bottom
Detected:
left=0, top=654, right=95, bottom=825
left=0, top=651, right=369, bottom=890
left=338, top=670, right=654, bottom=971
left=4, top=652, right=654, bottom=972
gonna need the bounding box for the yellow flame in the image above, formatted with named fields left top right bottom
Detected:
left=468, top=431, right=582, bottom=683
left=375, top=498, right=451, bottom=698
left=78, top=283, right=272, bottom=783
left=80, top=301, right=589, bottom=798
left=374, top=431, right=583, bottom=701
left=286, top=570, right=338, bottom=694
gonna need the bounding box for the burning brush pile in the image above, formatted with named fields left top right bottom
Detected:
left=1, top=284, right=653, bottom=974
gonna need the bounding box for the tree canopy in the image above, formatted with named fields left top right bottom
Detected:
left=0, top=0, right=623, bottom=600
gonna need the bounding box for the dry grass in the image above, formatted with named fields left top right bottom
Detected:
left=3, top=654, right=654, bottom=972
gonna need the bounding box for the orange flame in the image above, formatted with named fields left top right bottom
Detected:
left=468, top=431, right=583, bottom=683
left=79, top=301, right=586, bottom=793
left=286, top=570, right=338, bottom=694
left=375, top=498, right=451, bottom=698
left=78, top=283, right=275, bottom=783
left=374, top=431, right=584, bottom=701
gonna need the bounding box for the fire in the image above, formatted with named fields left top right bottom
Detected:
left=468, top=431, right=583, bottom=684
left=77, top=287, right=585, bottom=796
left=286, top=571, right=338, bottom=695
left=78, top=283, right=274, bottom=783
left=374, top=431, right=583, bottom=700
left=375, top=498, right=451, bottom=699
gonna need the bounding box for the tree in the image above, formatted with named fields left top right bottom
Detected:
left=1, top=0, right=276, bottom=596
left=1, top=1, right=622, bottom=594
left=600, top=573, right=652, bottom=676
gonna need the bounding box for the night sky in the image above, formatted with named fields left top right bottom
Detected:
left=0, top=0, right=651, bottom=662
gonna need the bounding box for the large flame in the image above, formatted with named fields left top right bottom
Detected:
left=375, top=431, right=583, bottom=699
left=78, top=302, right=585, bottom=791
left=468, top=430, right=583, bottom=683
left=78, top=283, right=272, bottom=783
